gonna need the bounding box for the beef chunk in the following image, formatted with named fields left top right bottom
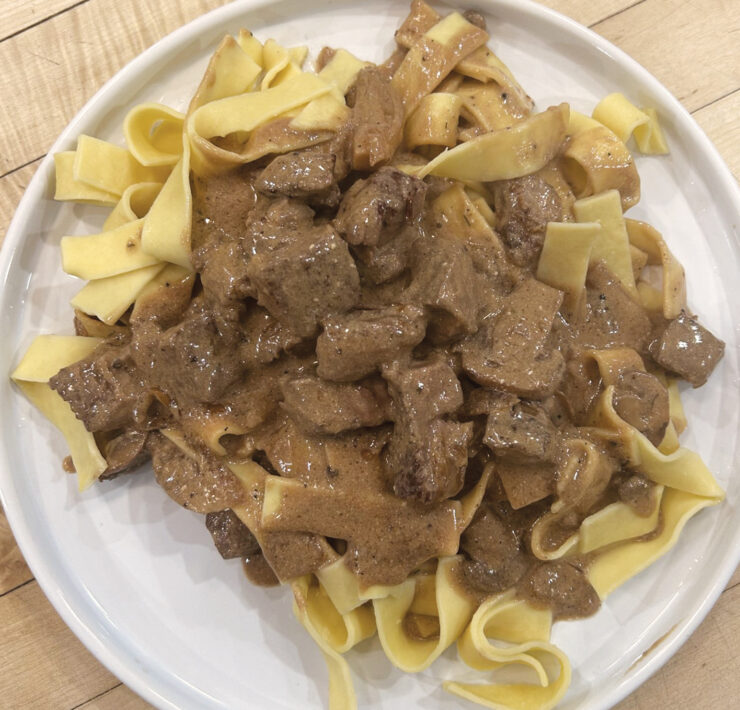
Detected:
left=388, top=417, right=473, bottom=504
left=518, top=559, right=601, bottom=620
left=649, top=310, right=725, bottom=387
left=206, top=509, right=261, bottom=559
left=256, top=151, right=340, bottom=208
left=461, top=278, right=565, bottom=398
left=148, top=433, right=246, bottom=513
left=243, top=197, right=315, bottom=254
left=482, top=392, right=559, bottom=463
left=617, top=473, right=655, bottom=516
left=191, top=237, right=252, bottom=317
left=408, top=235, right=478, bottom=343
left=575, top=262, right=653, bottom=351
left=238, top=305, right=303, bottom=368
left=354, top=225, right=420, bottom=284
left=382, top=357, right=463, bottom=420
left=383, top=357, right=470, bottom=504
left=98, top=430, right=149, bottom=480
left=50, top=340, right=148, bottom=432
left=349, top=66, right=404, bottom=170
left=246, top=224, right=360, bottom=337
left=612, top=369, right=669, bottom=446
left=491, top=174, right=562, bottom=268
left=132, top=301, right=245, bottom=405
left=317, top=305, right=427, bottom=381
left=280, top=376, right=392, bottom=435
left=496, top=460, right=555, bottom=509
left=460, top=504, right=528, bottom=594
left=334, top=167, right=427, bottom=247
left=190, top=168, right=259, bottom=250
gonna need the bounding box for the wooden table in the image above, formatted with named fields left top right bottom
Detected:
left=1, top=1, right=738, bottom=708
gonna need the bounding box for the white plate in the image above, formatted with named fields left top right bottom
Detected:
left=1, top=1, right=739, bottom=708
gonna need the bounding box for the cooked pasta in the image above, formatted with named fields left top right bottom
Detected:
left=10, top=3, right=724, bottom=710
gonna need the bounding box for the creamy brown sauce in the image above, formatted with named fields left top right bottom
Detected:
left=48, top=10, right=725, bottom=622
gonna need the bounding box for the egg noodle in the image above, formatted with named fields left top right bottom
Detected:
left=11, top=2, right=722, bottom=709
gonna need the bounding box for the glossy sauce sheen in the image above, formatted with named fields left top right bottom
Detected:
left=48, top=32, right=725, bottom=621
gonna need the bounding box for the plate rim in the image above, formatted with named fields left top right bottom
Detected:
left=1, top=1, right=739, bottom=709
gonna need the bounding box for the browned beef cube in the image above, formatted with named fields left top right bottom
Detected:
left=238, top=305, right=303, bottom=368
left=389, top=418, right=473, bottom=504
left=612, top=369, right=669, bottom=445
left=132, top=302, right=246, bottom=404
left=354, top=225, right=420, bottom=284
left=382, top=358, right=463, bottom=421
left=490, top=174, right=563, bottom=268
left=206, top=509, right=261, bottom=559
left=243, top=197, right=316, bottom=256
left=576, top=262, right=653, bottom=351
left=408, top=236, right=478, bottom=343
left=191, top=237, right=253, bottom=316
left=482, top=392, right=558, bottom=463
left=247, top=225, right=360, bottom=337
left=280, top=376, right=391, bottom=435
left=256, top=151, right=340, bottom=207
left=461, top=278, right=564, bottom=398
left=147, top=433, right=246, bottom=513
left=49, top=341, right=147, bottom=432
left=649, top=311, right=725, bottom=387
left=317, top=305, right=426, bottom=381
left=334, top=167, right=426, bottom=247
left=349, top=67, right=404, bottom=170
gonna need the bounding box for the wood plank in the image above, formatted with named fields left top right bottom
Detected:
left=0, top=0, right=231, bottom=175
left=534, top=0, right=638, bottom=28
left=692, top=89, right=740, bottom=182
left=77, top=684, right=152, bottom=710
left=0, top=160, right=41, bottom=249
left=615, top=582, right=740, bottom=709
left=0, top=580, right=118, bottom=709
left=593, top=0, right=740, bottom=113
left=0, top=507, right=32, bottom=596
left=1, top=0, right=83, bottom=41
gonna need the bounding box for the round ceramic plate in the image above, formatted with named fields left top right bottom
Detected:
left=1, top=1, right=739, bottom=708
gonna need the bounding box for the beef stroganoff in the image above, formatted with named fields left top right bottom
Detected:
left=11, top=2, right=726, bottom=708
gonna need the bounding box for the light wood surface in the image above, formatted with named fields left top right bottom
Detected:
left=1, top=1, right=738, bottom=709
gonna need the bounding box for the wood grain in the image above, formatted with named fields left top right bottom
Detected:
left=0, top=0, right=82, bottom=40
left=0, top=508, right=32, bottom=595
left=0, top=0, right=231, bottom=174
left=0, top=1, right=738, bottom=709
left=593, top=0, right=740, bottom=113
left=615, top=583, right=740, bottom=710
left=0, top=581, right=119, bottom=709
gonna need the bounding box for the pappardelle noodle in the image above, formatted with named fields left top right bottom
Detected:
left=12, top=2, right=726, bottom=708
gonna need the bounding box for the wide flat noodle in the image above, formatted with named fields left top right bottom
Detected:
left=103, top=182, right=162, bottom=231
left=446, top=590, right=570, bottom=710
left=124, top=103, right=185, bottom=167
left=54, top=152, right=118, bottom=205
left=188, top=34, right=262, bottom=112
left=141, top=135, right=192, bottom=268
left=588, top=487, right=718, bottom=599
left=536, top=221, right=600, bottom=311
left=594, top=386, right=724, bottom=499
left=375, top=556, right=476, bottom=672
left=419, top=103, right=568, bottom=181
left=187, top=72, right=331, bottom=173
left=71, top=262, right=166, bottom=325
left=455, top=78, right=529, bottom=133
left=73, top=135, right=170, bottom=196
left=573, top=189, right=639, bottom=298
left=391, top=11, right=488, bottom=116
left=592, top=93, right=669, bottom=155
left=405, top=92, right=462, bottom=149
left=292, top=575, right=375, bottom=710
left=562, top=111, right=640, bottom=210
left=318, top=49, right=370, bottom=95
left=12, top=335, right=106, bottom=491
left=61, top=219, right=160, bottom=279
left=625, top=218, right=686, bottom=318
